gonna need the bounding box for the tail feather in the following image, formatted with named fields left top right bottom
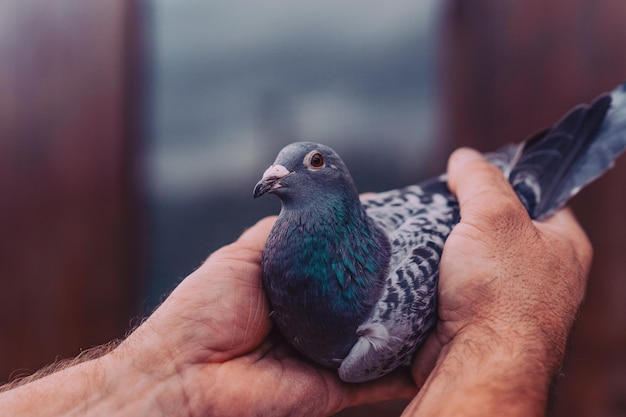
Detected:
left=555, top=84, right=626, bottom=213
left=490, top=83, right=626, bottom=220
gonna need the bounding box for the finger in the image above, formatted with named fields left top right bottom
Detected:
left=205, top=216, right=277, bottom=266
left=410, top=331, right=445, bottom=388
left=447, top=147, right=488, bottom=194
left=335, top=367, right=417, bottom=413
left=447, top=147, right=518, bottom=204
left=183, top=217, right=277, bottom=287
left=235, top=216, right=277, bottom=252
left=447, top=147, right=529, bottom=229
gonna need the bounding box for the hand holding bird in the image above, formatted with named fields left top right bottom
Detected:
left=255, top=84, right=626, bottom=382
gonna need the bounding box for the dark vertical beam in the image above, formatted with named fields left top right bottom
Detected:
left=0, top=0, right=142, bottom=381
left=439, top=1, right=626, bottom=416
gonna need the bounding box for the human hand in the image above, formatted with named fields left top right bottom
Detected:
left=113, top=217, right=416, bottom=417
left=408, top=148, right=592, bottom=416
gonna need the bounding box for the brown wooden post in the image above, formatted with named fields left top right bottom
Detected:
left=0, top=0, right=143, bottom=381
left=439, top=1, right=626, bottom=415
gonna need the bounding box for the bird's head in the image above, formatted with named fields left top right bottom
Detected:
left=253, top=142, right=358, bottom=206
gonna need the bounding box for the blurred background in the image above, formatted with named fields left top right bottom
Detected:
left=1, top=1, right=625, bottom=416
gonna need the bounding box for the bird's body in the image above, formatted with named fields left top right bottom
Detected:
left=253, top=83, right=626, bottom=383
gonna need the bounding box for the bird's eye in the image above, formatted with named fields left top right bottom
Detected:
left=309, top=152, right=324, bottom=168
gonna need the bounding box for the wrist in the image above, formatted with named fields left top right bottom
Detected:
left=0, top=348, right=191, bottom=417
left=450, top=322, right=557, bottom=387
left=99, top=321, right=221, bottom=417
left=461, top=302, right=574, bottom=373
left=406, top=322, right=559, bottom=417
left=97, top=345, right=189, bottom=417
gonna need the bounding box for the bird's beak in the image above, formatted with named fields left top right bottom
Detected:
left=253, top=164, right=292, bottom=198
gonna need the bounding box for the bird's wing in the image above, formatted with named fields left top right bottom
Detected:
left=338, top=179, right=458, bottom=382
left=484, top=85, right=626, bottom=220
left=338, top=84, right=626, bottom=382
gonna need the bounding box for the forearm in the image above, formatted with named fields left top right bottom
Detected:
left=405, top=325, right=560, bottom=417
left=0, top=344, right=188, bottom=417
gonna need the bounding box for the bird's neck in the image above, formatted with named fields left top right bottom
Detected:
left=278, top=192, right=390, bottom=305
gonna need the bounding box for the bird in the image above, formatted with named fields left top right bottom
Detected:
left=253, top=83, right=626, bottom=383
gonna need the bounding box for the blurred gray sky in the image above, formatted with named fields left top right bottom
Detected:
left=146, top=0, right=441, bottom=199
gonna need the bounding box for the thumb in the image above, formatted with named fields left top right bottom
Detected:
left=447, top=147, right=529, bottom=228
left=206, top=216, right=277, bottom=265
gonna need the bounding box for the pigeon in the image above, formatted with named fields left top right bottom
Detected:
left=253, top=83, right=626, bottom=383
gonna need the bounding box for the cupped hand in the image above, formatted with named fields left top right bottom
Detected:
left=412, top=148, right=593, bottom=386
left=120, top=217, right=416, bottom=417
